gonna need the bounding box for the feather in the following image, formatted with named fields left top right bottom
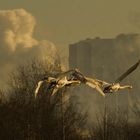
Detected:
left=115, top=60, right=140, bottom=83
left=35, top=80, right=44, bottom=98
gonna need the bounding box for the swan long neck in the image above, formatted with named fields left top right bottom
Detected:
left=119, top=85, right=132, bottom=89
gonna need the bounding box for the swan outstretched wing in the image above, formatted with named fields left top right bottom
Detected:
left=85, top=77, right=105, bottom=97
left=95, top=79, right=110, bottom=86
left=95, top=85, right=106, bottom=97
left=85, top=81, right=105, bottom=97
left=86, top=81, right=96, bottom=88
left=58, top=69, right=85, bottom=81
left=57, top=69, right=77, bottom=79
left=67, top=80, right=81, bottom=85
left=51, top=87, right=59, bottom=96
left=85, top=77, right=96, bottom=85
left=115, top=60, right=140, bottom=83
left=51, top=80, right=81, bottom=96
left=35, top=80, right=44, bottom=98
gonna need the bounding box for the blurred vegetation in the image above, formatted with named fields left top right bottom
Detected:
left=0, top=60, right=87, bottom=140
left=90, top=106, right=140, bottom=140
left=0, top=59, right=140, bottom=140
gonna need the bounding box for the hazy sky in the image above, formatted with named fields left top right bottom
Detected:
left=1, top=0, right=140, bottom=49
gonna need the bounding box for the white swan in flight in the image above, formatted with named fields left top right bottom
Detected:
left=51, top=76, right=80, bottom=96
left=70, top=69, right=109, bottom=97
left=103, top=59, right=140, bottom=93
left=34, top=73, right=80, bottom=98
left=34, top=77, right=56, bottom=98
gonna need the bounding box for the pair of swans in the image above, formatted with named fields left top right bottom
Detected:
left=35, top=60, right=140, bottom=98
left=34, top=74, right=81, bottom=98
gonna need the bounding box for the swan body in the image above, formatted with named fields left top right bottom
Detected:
left=51, top=76, right=80, bottom=96
left=103, top=60, right=140, bottom=93
left=103, top=83, right=132, bottom=93
left=70, top=69, right=109, bottom=96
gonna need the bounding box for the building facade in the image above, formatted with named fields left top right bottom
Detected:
left=69, top=34, right=140, bottom=118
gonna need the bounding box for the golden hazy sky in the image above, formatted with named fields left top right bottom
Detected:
left=1, top=0, right=140, bottom=46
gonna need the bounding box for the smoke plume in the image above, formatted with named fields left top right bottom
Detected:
left=0, top=9, right=58, bottom=88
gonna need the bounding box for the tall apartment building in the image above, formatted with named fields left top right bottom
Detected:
left=69, top=34, right=140, bottom=115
